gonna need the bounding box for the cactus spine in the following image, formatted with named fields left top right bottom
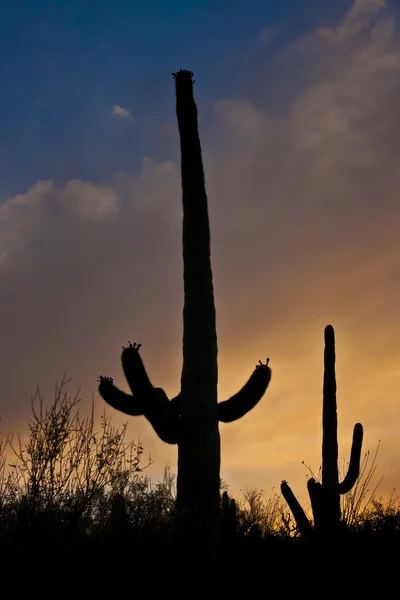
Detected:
left=98, top=71, right=271, bottom=550
left=281, top=325, right=363, bottom=538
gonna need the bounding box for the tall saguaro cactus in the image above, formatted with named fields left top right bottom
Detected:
left=98, top=70, right=271, bottom=538
left=281, top=325, right=363, bottom=538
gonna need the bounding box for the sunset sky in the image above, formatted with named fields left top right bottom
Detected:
left=1, top=0, right=400, bottom=509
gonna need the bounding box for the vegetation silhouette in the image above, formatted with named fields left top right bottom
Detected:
left=281, top=325, right=364, bottom=584
left=97, top=69, right=271, bottom=588
left=0, top=377, right=398, bottom=592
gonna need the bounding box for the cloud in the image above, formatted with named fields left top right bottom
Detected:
left=57, top=180, right=119, bottom=219
left=0, top=180, right=54, bottom=261
left=257, top=26, right=277, bottom=47
left=0, top=179, right=120, bottom=264
left=0, top=0, right=400, bottom=503
left=112, top=104, right=135, bottom=121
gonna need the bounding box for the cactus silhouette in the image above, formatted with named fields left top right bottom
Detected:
left=281, top=325, right=363, bottom=538
left=221, top=490, right=237, bottom=541
left=98, top=70, right=271, bottom=554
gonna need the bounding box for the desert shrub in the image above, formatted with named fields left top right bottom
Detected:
left=234, top=486, right=289, bottom=538
left=0, top=375, right=399, bottom=592
left=0, top=376, right=151, bottom=548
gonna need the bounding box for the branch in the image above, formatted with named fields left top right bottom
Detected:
left=98, top=377, right=145, bottom=416
left=307, top=478, right=324, bottom=531
left=144, top=388, right=180, bottom=445
left=98, top=378, right=179, bottom=444
left=338, top=423, right=363, bottom=494
left=218, top=360, right=271, bottom=423
left=121, top=342, right=154, bottom=396
left=281, top=480, right=313, bottom=537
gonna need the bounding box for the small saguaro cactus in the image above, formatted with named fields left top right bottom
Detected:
left=281, top=325, right=363, bottom=539
left=98, top=70, right=271, bottom=548
left=221, top=490, right=237, bottom=541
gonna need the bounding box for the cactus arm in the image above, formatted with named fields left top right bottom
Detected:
left=218, top=360, right=271, bottom=423
left=98, top=377, right=145, bottom=415
left=98, top=378, right=179, bottom=443
left=307, top=478, right=325, bottom=532
left=121, top=342, right=154, bottom=395
left=144, top=388, right=180, bottom=444
left=338, top=422, right=363, bottom=494
left=281, top=480, right=313, bottom=537
left=97, top=342, right=155, bottom=415
left=98, top=341, right=180, bottom=444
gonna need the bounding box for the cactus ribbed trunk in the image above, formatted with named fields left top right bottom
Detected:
left=174, top=70, right=220, bottom=586
left=320, top=325, right=341, bottom=534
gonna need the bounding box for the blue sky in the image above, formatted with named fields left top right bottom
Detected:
left=1, top=0, right=400, bottom=502
left=0, top=0, right=352, bottom=196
